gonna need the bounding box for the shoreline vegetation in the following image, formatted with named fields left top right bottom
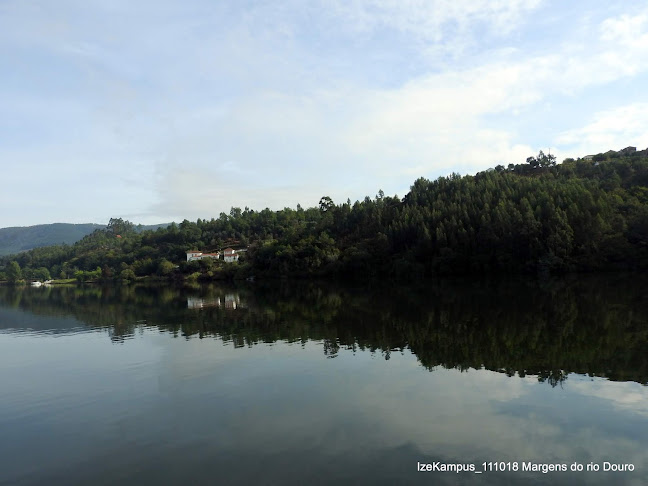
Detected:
left=1, top=148, right=647, bottom=284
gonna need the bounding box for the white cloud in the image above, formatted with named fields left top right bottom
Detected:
left=2, top=1, right=648, bottom=225
left=109, top=5, right=648, bottom=218
left=151, top=166, right=320, bottom=221
left=324, top=0, right=543, bottom=41
left=569, top=379, right=648, bottom=417
left=557, top=103, right=648, bottom=155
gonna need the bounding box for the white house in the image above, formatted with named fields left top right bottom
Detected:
left=223, top=248, right=239, bottom=263
left=186, top=250, right=220, bottom=262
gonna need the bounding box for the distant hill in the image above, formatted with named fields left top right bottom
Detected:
left=0, top=223, right=170, bottom=256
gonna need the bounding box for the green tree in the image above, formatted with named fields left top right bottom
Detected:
left=7, top=261, right=22, bottom=283
left=107, top=217, right=135, bottom=236
left=157, top=259, right=175, bottom=276
left=537, top=150, right=557, bottom=168
left=32, top=267, right=51, bottom=281
left=120, top=268, right=137, bottom=282
left=319, top=196, right=334, bottom=212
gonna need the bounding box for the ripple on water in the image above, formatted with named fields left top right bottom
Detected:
left=0, top=327, right=99, bottom=338
left=0, top=325, right=145, bottom=340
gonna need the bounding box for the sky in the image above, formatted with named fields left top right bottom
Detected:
left=2, top=0, right=648, bottom=227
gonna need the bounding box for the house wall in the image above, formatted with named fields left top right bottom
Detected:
left=187, top=252, right=220, bottom=261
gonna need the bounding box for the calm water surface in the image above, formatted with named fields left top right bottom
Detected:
left=1, top=276, right=647, bottom=485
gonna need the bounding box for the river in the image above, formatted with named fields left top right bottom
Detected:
left=1, top=275, right=647, bottom=485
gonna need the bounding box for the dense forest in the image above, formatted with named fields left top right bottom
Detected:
left=1, top=148, right=647, bottom=282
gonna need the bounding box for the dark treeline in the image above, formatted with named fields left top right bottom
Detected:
left=1, top=275, right=647, bottom=386
left=1, top=149, right=648, bottom=281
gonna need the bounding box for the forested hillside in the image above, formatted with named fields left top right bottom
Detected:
left=0, top=223, right=103, bottom=256
left=0, top=223, right=170, bottom=257
left=1, top=149, right=647, bottom=282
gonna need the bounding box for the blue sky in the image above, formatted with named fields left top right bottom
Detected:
left=2, top=0, right=648, bottom=227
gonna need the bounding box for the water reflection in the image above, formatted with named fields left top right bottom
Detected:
left=187, top=296, right=220, bottom=309
left=224, top=293, right=240, bottom=309
left=1, top=274, right=647, bottom=386
left=187, top=293, right=242, bottom=310
left=1, top=276, right=648, bottom=485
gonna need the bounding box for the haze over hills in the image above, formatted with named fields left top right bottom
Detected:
left=0, top=223, right=170, bottom=257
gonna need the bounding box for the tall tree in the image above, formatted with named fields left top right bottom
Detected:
left=7, top=261, right=22, bottom=283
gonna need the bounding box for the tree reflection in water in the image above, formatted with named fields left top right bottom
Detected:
left=1, top=273, right=647, bottom=386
